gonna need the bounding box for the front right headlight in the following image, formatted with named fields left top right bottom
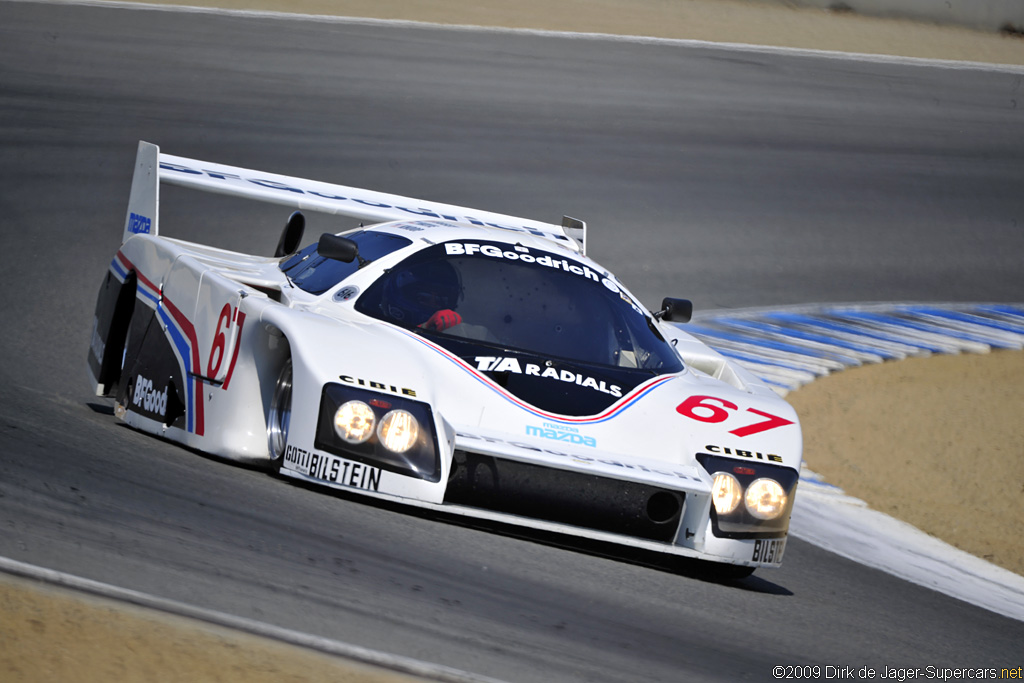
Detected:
left=334, top=400, right=376, bottom=444
left=697, top=453, right=798, bottom=539
left=745, top=478, right=787, bottom=520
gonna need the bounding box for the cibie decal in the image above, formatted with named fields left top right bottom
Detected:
left=132, top=375, right=168, bottom=417
left=704, top=444, right=783, bottom=464
left=473, top=356, right=623, bottom=398
left=526, top=423, right=597, bottom=448
left=339, top=375, right=417, bottom=397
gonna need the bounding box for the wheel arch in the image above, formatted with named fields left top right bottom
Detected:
left=251, top=321, right=292, bottom=467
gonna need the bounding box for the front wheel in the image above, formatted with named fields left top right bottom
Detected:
left=267, top=358, right=292, bottom=470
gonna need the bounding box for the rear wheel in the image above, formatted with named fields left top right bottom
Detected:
left=267, top=358, right=292, bottom=470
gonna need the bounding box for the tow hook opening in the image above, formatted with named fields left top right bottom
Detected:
left=646, top=491, right=683, bottom=524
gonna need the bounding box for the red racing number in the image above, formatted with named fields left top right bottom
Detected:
left=206, top=303, right=246, bottom=388
left=676, top=395, right=793, bottom=437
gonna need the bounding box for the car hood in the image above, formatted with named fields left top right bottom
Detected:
left=393, top=323, right=801, bottom=472
left=276, top=307, right=802, bottom=473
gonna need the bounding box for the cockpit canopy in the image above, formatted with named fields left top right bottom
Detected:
left=356, top=239, right=682, bottom=373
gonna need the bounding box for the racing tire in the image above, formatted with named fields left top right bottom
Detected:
left=267, top=358, right=292, bottom=471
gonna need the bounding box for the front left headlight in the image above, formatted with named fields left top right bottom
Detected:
left=711, top=472, right=743, bottom=515
left=316, top=383, right=440, bottom=482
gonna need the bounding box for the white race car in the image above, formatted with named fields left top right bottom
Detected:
left=88, top=142, right=802, bottom=576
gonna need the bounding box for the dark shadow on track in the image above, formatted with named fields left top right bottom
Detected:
left=86, top=402, right=115, bottom=416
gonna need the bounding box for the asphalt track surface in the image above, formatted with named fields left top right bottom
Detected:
left=2, top=2, right=1024, bottom=681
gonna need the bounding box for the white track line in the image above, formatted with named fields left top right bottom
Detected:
left=0, top=555, right=507, bottom=683
left=16, top=0, right=1024, bottom=74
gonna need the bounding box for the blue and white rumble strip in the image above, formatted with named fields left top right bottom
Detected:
left=681, top=302, right=1024, bottom=395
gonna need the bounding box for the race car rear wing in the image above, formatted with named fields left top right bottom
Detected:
left=123, top=141, right=587, bottom=254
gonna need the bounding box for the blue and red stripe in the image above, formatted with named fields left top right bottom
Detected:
left=111, top=251, right=205, bottom=436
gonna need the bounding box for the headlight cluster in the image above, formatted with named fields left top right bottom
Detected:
left=316, top=384, right=440, bottom=482
left=698, top=453, right=798, bottom=539
left=333, top=401, right=420, bottom=454
left=711, top=473, right=787, bottom=520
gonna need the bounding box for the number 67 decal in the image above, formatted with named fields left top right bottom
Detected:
left=206, top=302, right=246, bottom=389
left=676, top=395, right=793, bottom=437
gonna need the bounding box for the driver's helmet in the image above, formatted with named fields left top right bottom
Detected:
left=381, top=259, right=462, bottom=326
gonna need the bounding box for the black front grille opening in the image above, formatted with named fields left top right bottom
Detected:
left=444, top=451, right=684, bottom=543
left=646, top=491, right=682, bottom=524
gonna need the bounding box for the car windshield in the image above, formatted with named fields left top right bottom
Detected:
left=281, top=230, right=412, bottom=295
left=355, top=240, right=683, bottom=373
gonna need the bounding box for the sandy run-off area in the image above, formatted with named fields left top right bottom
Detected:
left=129, top=0, right=1024, bottom=65
left=788, top=350, right=1024, bottom=577
left=3, top=1, right=1022, bottom=681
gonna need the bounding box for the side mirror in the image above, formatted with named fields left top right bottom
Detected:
left=657, top=297, right=693, bottom=323
left=275, top=211, right=305, bottom=258
left=318, top=233, right=359, bottom=263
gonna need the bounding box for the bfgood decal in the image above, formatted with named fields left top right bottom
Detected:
left=473, top=356, right=622, bottom=398
left=132, top=375, right=168, bottom=417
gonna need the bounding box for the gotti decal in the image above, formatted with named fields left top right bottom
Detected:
left=473, top=357, right=622, bottom=398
